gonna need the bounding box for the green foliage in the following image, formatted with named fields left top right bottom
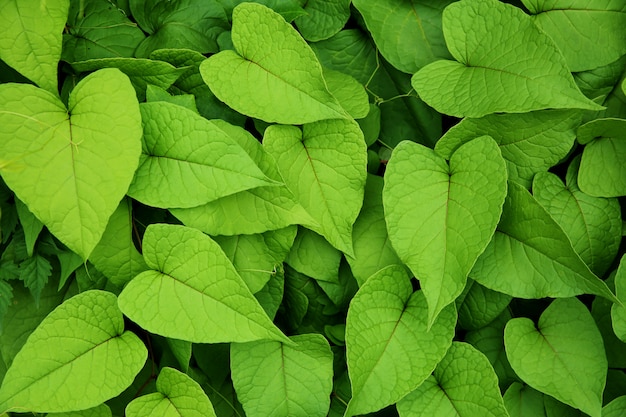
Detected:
left=0, top=1, right=625, bottom=416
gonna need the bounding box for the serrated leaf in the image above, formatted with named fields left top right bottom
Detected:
left=344, top=265, right=456, bottom=417
left=18, top=255, right=52, bottom=305
left=231, top=334, right=333, bottom=417
left=0, top=290, right=147, bottom=413
left=435, top=110, right=580, bottom=188
left=0, top=69, right=142, bottom=259
left=383, top=136, right=507, bottom=324
left=396, top=342, right=509, bottom=417
left=294, top=0, right=351, bottom=42
left=201, top=3, right=348, bottom=124
left=118, top=224, right=289, bottom=344
left=126, top=367, right=216, bottom=417
left=412, top=0, right=602, bottom=117
left=263, top=120, right=367, bottom=255
left=0, top=0, right=68, bottom=93
left=471, top=181, right=617, bottom=302
left=286, top=228, right=341, bottom=283
left=522, top=0, right=626, bottom=72
left=505, top=298, right=606, bottom=417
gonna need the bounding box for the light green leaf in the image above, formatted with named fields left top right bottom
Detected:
left=48, top=403, right=112, bottom=417
left=126, top=367, right=216, bottom=417
left=604, top=396, right=626, bottom=417
left=201, top=3, right=348, bottom=124
left=89, top=198, right=148, bottom=288
left=165, top=338, right=192, bottom=373
left=457, top=279, right=512, bottom=331
left=611, top=255, right=626, bottom=342
left=505, top=298, right=606, bottom=417
left=503, top=383, right=585, bottom=417
left=170, top=119, right=314, bottom=235
left=0, top=68, right=142, bottom=259
left=129, top=0, right=228, bottom=57
left=412, top=0, right=603, bottom=117
left=533, top=157, right=622, bottom=276
left=128, top=102, right=275, bottom=209
left=344, top=265, right=456, bottom=417
left=435, top=110, right=581, bottom=188
left=14, top=198, right=43, bottom=257
left=294, top=0, right=350, bottom=42
left=63, top=0, right=146, bottom=62
left=145, top=84, right=198, bottom=112
left=322, top=67, right=369, bottom=119
left=214, top=226, right=296, bottom=294
left=0, top=290, right=147, bottom=414
left=522, top=0, right=626, bottom=72
left=471, top=181, right=617, bottom=302
left=286, top=228, right=341, bottom=283
left=263, top=120, right=367, bottom=255
left=118, top=224, right=289, bottom=344
left=383, top=136, right=507, bottom=324
left=231, top=334, right=333, bottom=417
left=352, top=0, right=453, bottom=74
left=0, top=0, right=68, bottom=93
left=396, top=342, right=509, bottom=417
left=254, top=263, right=284, bottom=320
left=574, top=55, right=626, bottom=103
left=577, top=118, right=626, bottom=197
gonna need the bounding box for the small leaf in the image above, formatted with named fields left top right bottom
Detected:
left=294, top=0, right=351, bottom=42
left=412, top=0, right=602, bottom=117
left=0, top=290, right=147, bottom=413
left=604, top=396, right=626, bottom=417
left=18, top=255, right=52, bottom=305
left=322, top=68, right=369, bottom=119
left=118, top=224, right=289, bottom=344
left=201, top=3, right=348, bottom=124
left=231, top=334, right=333, bottom=417
left=505, top=298, right=607, bottom=417
left=15, top=198, right=43, bottom=257
left=503, top=383, right=547, bottom=417
left=286, top=228, right=341, bottom=283
left=126, top=367, right=216, bottom=417
left=344, top=265, right=456, bottom=417
left=457, top=280, right=512, bottom=331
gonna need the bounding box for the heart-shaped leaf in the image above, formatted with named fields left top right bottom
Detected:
left=412, top=0, right=602, bottom=117
left=118, top=223, right=289, bottom=344
left=505, top=298, right=607, bottom=417
left=383, top=136, right=507, bottom=325
left=0, top=290, right=147, bottom=413
left=344, top=265, right=456, bottom=417
left=0, top=68, right=142, bottom=259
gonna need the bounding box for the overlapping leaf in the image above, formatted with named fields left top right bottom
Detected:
left=611, top=255, right=626, bottom=342
left=286, top=228, right=341, bottom=283
left=295, top=0, right=350, bottom=42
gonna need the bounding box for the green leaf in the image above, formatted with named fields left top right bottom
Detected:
left=522, top=0, right=626, bottom=72
left=0, top=0, right=68, bottom=93
left=503, top=383, right=547, bottom=417
left=0, top=290, right=147, bottom=413
left=201, top=2, right=348, bottom=124
left=254, top=264, right=285, bottom=319
left=126, top=367, right=216, bottom=417
left=0, top=68, right=142, bottom=259
left=322, top=67, right=369, bottom=119
left=14, top=198, right=43, bottom=257
left=294, top=0, right=350, bottom=42
left=88, top=198, right=148, bottom=288
left=286, top=228, right=341, bottom=283
left=505, top=297, right=607, bottom=417
left=127, top=102, right=275, bottom=209
left=412, top=0, right=603, bottom=117
left=352, top=0, right=453, bottom=73
left=396, top=342, right=509, bottom=417
left=129, top=0, right=228, bottom=57
left=0, top=280, right=12, bottom=331
left=457, top=279, right=512, bottom=331
left=533, top=157, right=622, bottom=276
left=592, top=274, right=626, bottom=369
left=471, top=181, right=617, bottom=302
left=604, top=396, right=626, bottom=417
left=263, top=120, right=367, bottom=255
left=611, top=255, right=626, bottom=342
left=577, top=118, right=626, bottom=197
left=145, top=84, right=198, bottom=112
left=231, top=334, right=333, bottom=417
left=383, top=136, right=507, bottom=324
left=18, top=255, right=52, bottom=305
left=63, top=0, right=146, bottom=62
left=435, top=110, right=581, bottom=188
left=47, top=404, right=112, bottom=417
left=118, top=224, right=289, bottom=344
left=344, top=265, right=456, bottom=417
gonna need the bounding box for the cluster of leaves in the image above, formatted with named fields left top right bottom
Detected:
left=0, top=0, right=626, bottom=416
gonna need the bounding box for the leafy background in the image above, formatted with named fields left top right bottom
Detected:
left=0, top=0, right=625, bottom=416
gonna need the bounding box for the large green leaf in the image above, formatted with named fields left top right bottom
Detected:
left=396, top=342, right=509, bottom=417
left=471, top=181, right=617, bottom=302
left=505, top=298, right=607, bottom=417
left=0, top=68, right=142, bottom=259
left=230, top=334, right=333, bottom=417
left=201, top=3, right=348, bottom=124
left=412, top=0, right=602, bottom=117
left=352, top=0, right=453, bottom=74
left=533, top=157, right=622, bottom=276
left=522, top=0, right=626, bottom=72
left=126, top=367, right=216, bottom=417
left=118, top=224, right=289, bottom=344
left=0, top=0, right=68, bottom=93
left=383, top=136, right=507, bottom=324
left=435, top=110, right=580, bottom=188
left=0, top=290, right=147, bottom=413
left=344, top=265, right=456, bottom=417
left=263, top=120, right=367, bottom=255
